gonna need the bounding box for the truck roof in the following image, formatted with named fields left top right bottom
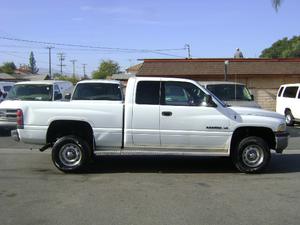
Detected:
left=76, top=79, right=121, bottom=84
left=198, top=81, right=245, bottom=86
left=129, top=77, right=198, bottom=83
left=15, top=80, right=72, bottom=85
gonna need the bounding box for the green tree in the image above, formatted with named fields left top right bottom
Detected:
left=92, top=60, right=120, bottom=79
left=260, top=36, right=300, bottom=58
left=0, top=62, right=16, bottom=74
left=29, top=51, right=39, bottom=74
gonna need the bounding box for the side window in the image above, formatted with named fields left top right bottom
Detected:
left=163, top=81, right=205, bottom=106
left=136, top=81, right=160, bottom=105
left=54, top=85, right=61, bottom=94
left=277, top=87, right=284, bottom=97
left=283, top=86, right=298, bottom=98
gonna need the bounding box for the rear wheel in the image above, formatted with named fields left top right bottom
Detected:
left=52, top=135, right=91, bottom=172
left=232, top=136, right=271, bottom=173
left=285, top=110, right=294, bottom=126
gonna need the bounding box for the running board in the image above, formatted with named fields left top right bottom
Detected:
left=94, top=150, right=229, bottom=157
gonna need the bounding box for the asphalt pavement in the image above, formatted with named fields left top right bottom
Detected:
left=0, top=127, right=300, bottom=225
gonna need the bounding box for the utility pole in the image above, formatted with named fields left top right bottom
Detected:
left=70, top=60, right=77, bottom=78
left=57, top=53, right=66, bottom=76
left=82, top=64, right=87, bottom=79
left=185, top=44, right=191, bottom=59
left=46, top=46, right=54, bottom=79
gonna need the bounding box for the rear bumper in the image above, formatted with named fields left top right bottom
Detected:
left=0, top=121, right=17, bottom=130
left=274, top=132, right=289, bottom=153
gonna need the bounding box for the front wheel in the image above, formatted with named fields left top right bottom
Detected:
left=52, top=135, right=91, bottom=172
left=232, top=136, right=271, bottom=173
left=285, top=110, right=294, bottom=126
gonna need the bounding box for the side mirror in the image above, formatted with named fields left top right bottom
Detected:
left=204, top=95, right=217, bottom=107
left=3, top=92, right=7, bottom=98
left=251, top=94, right=254, bottom=101
left=54, top=93, right=62, bottom=100
left=65, top=93, right=71, bottom=100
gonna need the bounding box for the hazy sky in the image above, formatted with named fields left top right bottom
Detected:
left=0, top=0, right=299, bottom=76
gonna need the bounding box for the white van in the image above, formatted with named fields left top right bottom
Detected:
left=198, top=81, right=261, bottom=108
left=0, top=82, right=14, bottom=103
left=276, top=83, right=300, bottom=126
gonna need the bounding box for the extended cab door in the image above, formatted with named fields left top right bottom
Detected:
left=159, top=81, right=232, bottom=151
left=131, top=80, right=161, bottom=146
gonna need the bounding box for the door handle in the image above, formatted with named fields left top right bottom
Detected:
left=162, top=111, right=172, bottom=116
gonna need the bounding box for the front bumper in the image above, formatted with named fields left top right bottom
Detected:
left=274, top=132, right=289, bottom=153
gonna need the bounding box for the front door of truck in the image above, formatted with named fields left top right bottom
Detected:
left=159, top=81, right=231, bottom=151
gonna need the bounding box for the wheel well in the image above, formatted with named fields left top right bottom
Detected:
left=284, top=108, right=291, bottom=114
left=230, top=127, right=275, bottom=154
left=47, top=120, right=94, bottom=148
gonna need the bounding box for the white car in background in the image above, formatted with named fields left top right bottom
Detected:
left=276, top=83, right=300, bottom=126
left=198, top=81, right=261, bottom=108
left=0, top=80, right=73, bottom=131
left=0, top=82, right=14, bottom=103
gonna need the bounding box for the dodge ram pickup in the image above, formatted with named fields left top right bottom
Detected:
left=10, top=77, right=289, bottom=173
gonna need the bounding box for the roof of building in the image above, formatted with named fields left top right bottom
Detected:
left=126, top=63, right=143, bottom=74
left=136, top=58, right=300, bottom=77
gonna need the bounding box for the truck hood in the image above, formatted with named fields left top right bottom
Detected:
left=225, top=100, right=261, bottom=108
left=229, top=106, right=284, bottom=120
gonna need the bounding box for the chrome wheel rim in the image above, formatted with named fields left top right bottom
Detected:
left=59, top=143, right=82, bottom=167
left=242, top=145, right=264, bottom=168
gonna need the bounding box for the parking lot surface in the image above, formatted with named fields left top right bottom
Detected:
left=1, top=127, right=300, bottom=225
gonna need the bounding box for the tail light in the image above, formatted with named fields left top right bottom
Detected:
left=16, top=109, right=24, bottom=129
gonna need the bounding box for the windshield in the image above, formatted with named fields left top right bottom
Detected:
left=72, top=83, right=122, bottom=101
left=7, top=84, right=53, bottom=101
left=206, top=84, right=252, bottom=101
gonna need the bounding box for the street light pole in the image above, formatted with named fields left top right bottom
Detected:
left=224, top=60, right=229, bottom=81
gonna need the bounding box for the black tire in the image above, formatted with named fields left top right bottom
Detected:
left=232, top=136, right=271, bottom=173
left=285, top=110, right=294, bottom=126
left=52, top=135, right=91, bottom=173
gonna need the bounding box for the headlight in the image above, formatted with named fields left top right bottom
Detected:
left=277, top=123, right=286, bottom=132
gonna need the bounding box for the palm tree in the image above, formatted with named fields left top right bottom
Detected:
left=272, top=0, right=282, bottom=11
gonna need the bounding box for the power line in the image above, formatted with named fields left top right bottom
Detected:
left=0, top=36, right=185, bottom=57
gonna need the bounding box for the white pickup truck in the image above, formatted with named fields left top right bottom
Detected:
left=10, top=77, right=288, bottom=173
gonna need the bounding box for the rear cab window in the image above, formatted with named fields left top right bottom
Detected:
left=135, top=81, right=160, bottom=105
left=72, top=83, right=123, bottom=101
